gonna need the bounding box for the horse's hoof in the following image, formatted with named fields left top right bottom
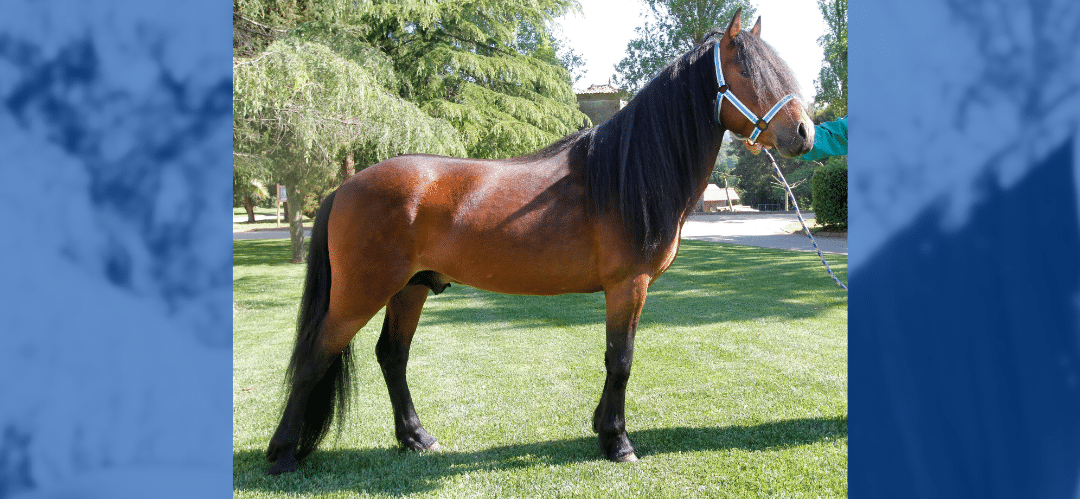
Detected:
left=267, top=455, right=298, bottom=475
left=614, top=452, right=639, bottom=463
left=399, top=430, right=439, bottom=452
left=404, top=439, right=440, bottom=452
left=266, top=443, right=284, bottom=463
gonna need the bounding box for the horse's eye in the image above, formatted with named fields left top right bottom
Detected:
left=740, top=68, right=750, bottom=78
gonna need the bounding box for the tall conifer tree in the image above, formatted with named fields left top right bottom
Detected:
left=233, top=0, right=587, bottom=261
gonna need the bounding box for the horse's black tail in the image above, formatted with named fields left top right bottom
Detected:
left=284, top=189, right=353, bottom=461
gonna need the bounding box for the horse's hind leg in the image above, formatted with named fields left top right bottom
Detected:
left=376, top=283, right=439, bottom=451
left=266, top=308, right=378, bottom=475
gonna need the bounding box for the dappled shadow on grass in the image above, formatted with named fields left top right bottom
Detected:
left=233, top=415, right=846, bottom=496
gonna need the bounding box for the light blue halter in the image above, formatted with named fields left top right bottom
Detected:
left=713, top=42, right=795, bottom=143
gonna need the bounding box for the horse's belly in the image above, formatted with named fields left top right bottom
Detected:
left=417, top=229, right=602, bottom=296
left=397, top=153, right=601, bottom=295
left=452, top=262, right=602, bottom=296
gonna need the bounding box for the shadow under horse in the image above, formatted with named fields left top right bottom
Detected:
left=266, top=8, right=814, bottom=475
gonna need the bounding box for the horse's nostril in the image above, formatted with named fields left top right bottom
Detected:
left=798, top=122, right=808, bottom=140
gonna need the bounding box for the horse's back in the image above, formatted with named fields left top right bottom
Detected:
left=327, top=150, right=606, bottom=295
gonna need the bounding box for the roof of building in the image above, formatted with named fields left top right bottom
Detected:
left=701, top=183, right=740, bottom=202
left=577, top=83, right=620, bottom=94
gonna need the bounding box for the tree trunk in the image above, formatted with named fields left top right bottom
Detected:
left=244, top=195, right=257, bottom=223
left=285, top=184, right=305, bottom=263
left=341, top=152, right=355, bottom=180
left=723, top=176, right=732, bottom=211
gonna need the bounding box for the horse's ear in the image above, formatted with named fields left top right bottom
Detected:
left=751, top=16, right=761, bottom=37
left=726, top=7, right=743, bottom=39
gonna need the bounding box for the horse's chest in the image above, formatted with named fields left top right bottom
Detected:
left=650, top=229, right=682, bottom=283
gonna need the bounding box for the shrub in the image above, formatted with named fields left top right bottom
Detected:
left=812, top=159, right=847, bottom=229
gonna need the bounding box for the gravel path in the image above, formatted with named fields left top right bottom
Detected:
left=681, top=212, right=847, bottom=255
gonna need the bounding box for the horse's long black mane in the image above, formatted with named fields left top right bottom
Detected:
left=516, top=27, right=801, bottom=260
left=572, top=28, right=800, bottom=259
left=582, top=38, right=718, bottom=260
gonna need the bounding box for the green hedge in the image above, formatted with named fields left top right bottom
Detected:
left=812, top=160, right=847, bottom=229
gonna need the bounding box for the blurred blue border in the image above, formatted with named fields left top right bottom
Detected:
left=3, top=0, right=1079, bottom=497
left=1, top=0, right=231, bottom=497
left=850, top=0, right=1080, bottom=497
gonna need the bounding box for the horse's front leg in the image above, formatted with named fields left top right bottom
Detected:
left=594, top=275, right=649, bottom=462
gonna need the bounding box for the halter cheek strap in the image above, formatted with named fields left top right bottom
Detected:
left=713, top=43, right=795, bottom=143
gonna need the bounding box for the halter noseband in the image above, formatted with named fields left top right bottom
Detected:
left=713, top=42, right=795, bottom=143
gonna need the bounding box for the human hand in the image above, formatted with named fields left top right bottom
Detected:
left=743, top=139, right=764, bottom=155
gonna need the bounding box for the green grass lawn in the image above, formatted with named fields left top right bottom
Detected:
left=233, top=239, right=847, bottom=498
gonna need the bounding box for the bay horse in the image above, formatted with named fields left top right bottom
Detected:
left=266, top=8, right=814, bottom=474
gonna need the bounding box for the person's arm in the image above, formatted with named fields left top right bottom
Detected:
left=800, top=116, right=847, bottom=161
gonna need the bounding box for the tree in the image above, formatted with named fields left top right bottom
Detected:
left=813, top=0, right=847, bottom=120
left=613, top=0, right=756, bottom=96
left=233, top=153, right=271, bottom=223
left=363, top=0, right=589, bottom=158
left=804, top=0, right=846, bottom=221
left=517, top=18, right=587, bottom=87
left=707, top=142, right=739, bottom=209
left=725, top=139, right=810, bottom=209
left=769, top=168, right=812, bottom=211
left=233, top=0, right=588, bottom=262
left=234, top=38, right=467, bottom=261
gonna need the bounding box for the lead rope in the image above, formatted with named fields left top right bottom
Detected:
left=762, top=148, right=848, bottom=291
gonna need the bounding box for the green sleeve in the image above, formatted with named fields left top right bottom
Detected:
left=799, top=116, right=847, bottom=161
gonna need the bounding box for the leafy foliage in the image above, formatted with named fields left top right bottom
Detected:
left=613, top=0, right=756, bottom=96
left=234, top=37, right=470, bottom=261
left=805, top=0, right=847, bottom=223
left=813, top=0, right=847, bottom=119
left=371, top=0, right=588, bottom=157
left=812, top=158, right=847, bottom=229
left=234, top=39, right=467, bottom=170
left=233, top=153, right=270, bottom=207
left=726, top=140, right=813, bottom=209
left=781, top=164, right=817, bottom=208
left=709, top=146, right=738, bottom=188
left=234, top=0, right=588, bottom=165
left=233, top=0, right=589, bottom=261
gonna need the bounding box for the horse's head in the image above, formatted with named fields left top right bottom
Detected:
left=714, top=8, right=814, bottom=158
